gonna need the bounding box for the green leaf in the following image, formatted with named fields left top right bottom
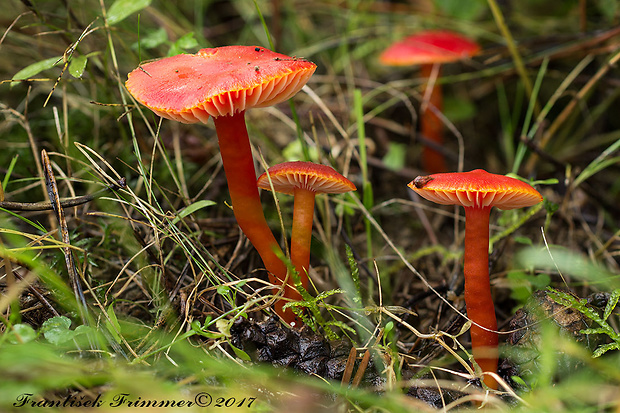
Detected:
left=511, top=375, right=529, bottom=388
left=229, top=342, right=252, bottom=361
left=105, top=304, right=122, bottom=344
left=167, top=32, right=198, bottom=56
left=580, top=328, right=608, bottom=335
left=382, top=142, right=406, bottom=171
left=107, top=0, right=152, bottom=25
left=12, top=56, right=62, bottom=81
left=8, top=324, right=37, bottom=344
left=3, top=154, right=19, bottom=192
left=0, top=207, right=48, bottom=234
left=41, top=316, right=74, bottom=345
left=215, top=319, right=231, bottom=337
left=133, top=27, right=168, bottom=50
left=190, top=320, right=202, bottom=332
left=604, top=289, right=619, bottom=321
left=531, top=178, right=559, bottom=186
left=513, top=236, right=533, bottom=246
left=574, top=156, right=620, bottom=188
left=314, top=288, right=345, bottom=301
left=216, top=285, right=230, bottom=296
left=593, top=342, right=620, bottom=358
left=69, top=55, right=88, bottom=78
left=175, top=32, right=199, bottom=50
left=171, top=200, right=216, bottom=225
left=346, top=244, right=362, bottom=304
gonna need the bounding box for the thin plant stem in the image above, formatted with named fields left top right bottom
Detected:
left=354, top=89, right=373, bottom=259
left=512, top=58, right=548, bottom=174
left=487, top=0, right=539, bottom=114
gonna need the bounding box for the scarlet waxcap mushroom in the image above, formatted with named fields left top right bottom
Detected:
left=257, top=161, right=356, bottom=195
left=408, top=169, right=542, bottom=390
left=409, top=169, right=543, bottom=209
left=126, top=46, right=316, bottom=325
left=257, top=161, right=355, bottom=308
left=379, top=30, right=481, bottom=66
left=380, top=30, right=480, bottom=174
left=126, top=46, right=316, bottom=123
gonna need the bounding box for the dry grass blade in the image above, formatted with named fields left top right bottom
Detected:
left=0, top=180, right=126, bottom=211
left=340, top=346, right=357, bottom=385
left=41, top=149, right=88, bottom=322
left=351, top=349, right=371, bottom=388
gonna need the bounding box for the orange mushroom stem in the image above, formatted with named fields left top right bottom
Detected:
left=290, top=187, right=316, bottom=285
left=213, top=113, right=288, bottom=293
left=462, top=204, right=499, bottom=387
left=258, top=161, right=356, bottom=315
left=408, top=169, right=542, bottom=389
left=380, top=30, right=480, bottom=173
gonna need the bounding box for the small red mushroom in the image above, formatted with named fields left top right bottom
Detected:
left=408, top=169, right=542, bottom=389
left=126, top=46, right=316, bottom=323
left=380, top=30, right=480, bottom=173
left=257, top=161, right=356, bottom=313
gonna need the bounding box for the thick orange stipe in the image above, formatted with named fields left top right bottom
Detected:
left=380, top=31, right=480, bottom=173
left=464, top=206, right=499, bottom=389
left=126, top=46, right=316, bottom=324
left=408, top=169, right=542, bottom=389
left=213, top=113, right=291, bottom=308
left=258, top=161, right=356, bottom=311
left=290, top=188, right=316, bottom=289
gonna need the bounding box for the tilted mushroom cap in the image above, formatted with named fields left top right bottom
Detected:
left=408, top=169, right=542, bottom=210
left=380, top=30, right=480, bottom=67
left=125, top=46, right=317, bottom=124
left=257, top=161, right=356, bottom=196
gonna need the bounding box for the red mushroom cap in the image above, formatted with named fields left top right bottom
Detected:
left=380, top=30, right=480, bottom=67
left=408, top=169, right=542, bottom=210
left=257, top=161, right=356, bottom=196
left=126, top=46, right=316, bottom=123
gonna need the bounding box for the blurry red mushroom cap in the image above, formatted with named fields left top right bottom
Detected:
left=126, top=46, right=316, bottom=123
left=257, top=161, right=356, bottom=196
left=380, top=30, right=480, bottom=66
left=408, top=169, right=542, bottom=210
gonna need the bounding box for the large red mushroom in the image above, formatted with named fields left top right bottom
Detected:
left=380, top=30, right=480, bottom=173
left=408, top=169, right=542, bottom=389
left=126, top=46, right=316, bottom=323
